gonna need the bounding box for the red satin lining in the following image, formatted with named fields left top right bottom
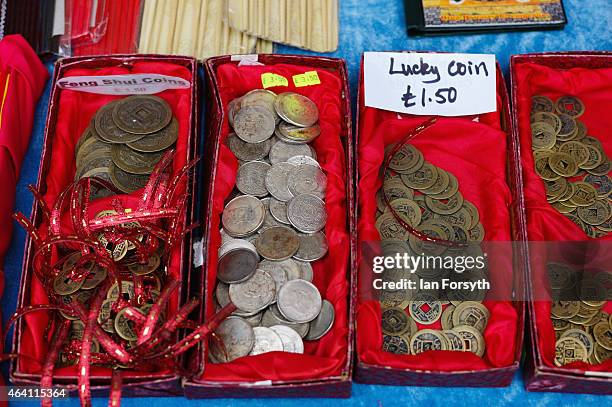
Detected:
left=356, top=69, right=519, bottom=371
left=18, top=61, right=193, bottom=379
left=198, top=62, right=350, bottom=382
left=515, top=61, right=612, bottom=371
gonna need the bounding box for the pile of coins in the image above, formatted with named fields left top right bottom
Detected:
left=376, top=144, right=489, bottom=357
left=530, top=95, right=611, bottom=237
left=546, top=262, right=611, bottom=366
left=210, top=90, right=335, bottom=362
left=74, top=95, right=178, bottom=194
left=54, top=212, right=166, bottom=367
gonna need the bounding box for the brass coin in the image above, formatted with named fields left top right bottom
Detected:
left=74, top=126, right=97, bottom=155
left=443, top=330, right=465, bottom=351
left=577, top=200, right=611, bottom=226
left=109, top=163, right=150, bottom=193
left=111, top=144, right=163, bottom=175
left=584, top=174, right=611, bottom=199
left=555, top=96, right=585, bottom=118
left=574, top=120, right=587, bottom=140
left=535, top=156, right=561, bottom=181
left=551, top=301, right=580, bottom=319
left=81, top=265, right=108, bottom=290
left=408, top=293, right=442, bottom=325
left=107, top=281, right=135, bottom=302
left=128, top=253, right=161, bottom=275
left=425, top=192, right=464, bottom=216
left=115, top=307, right=139, bottom=341
left=594, top=342, right=612, bottom=363
left=559, top=141, right=589, bottom=167
left=401, top=162, right=438, bottom=190
left=552, top=201, right=576, bottom=214
left=437, top=207, right=472, bottom=230
left=467, top=222, right=485, bottom=243
left=569, top=181, right=597, bottom=206
left=381, top=307, right=410, bottom=336
left=389, top=144, right=424, bottom=174
left=531, top=122, right=557, bottom=149
left=409, top=222, right=448, bottom=255
left=531, top=95, right=554, bottom=113
left=593, top=322, right=612, bottom=350
left=454, top=325, right=485, bottom=357
left=97, top=299, right=116, bottom=333
left=452, top=301, right=490, bottom=333
left=389, top=198, right=421, bottom=227
left=462, top=201, right=480, bottom=229
left=552, top=318, right=571, bottom=331
left=545, top=178, right=568, bottom=201
left=422, top=168, right=450, bottom=195
left=555, top=337, right=588, bottom=366
left=409, top=329, right=447, bottom=354
left=531, top=112, right=562, bottom=134
left=112, top=95, right=173, bottom=135
left=379, top=290, right=412, bottom=310
left=375, top=213, right=410, bottom=240
left=382, top=179, right=415, bottom=206
left=441, top=305, right=455, bottom=330
left=94, top=101, right=147, bottom=143
left=126, top=117, right=178, bottom=153
left=561, top=329, right=595, bottom=357
left=580, top=145, right=605, bottom=171
left=382, top=334, right=410, bottom=354
left=587, top=158, right=611, bottom=176
left=429, top=173, right=459, bottom=200
left=556, top=114, right=578, bottom=140
left=558, top=182, right=575, bottom=202
left=549, top=152, right=578, bottom=177
left=53, top=269, right=85, bottom=295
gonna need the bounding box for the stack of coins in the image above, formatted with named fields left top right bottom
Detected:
left=530, top=95, right=611, bottom=237
left=376, top=144, right=489, bottom=357
left=54, top=211, right=166, bottom=367
left=74, top=95, right=178, bottom=194
left=210, top=90, right=335, bottom=362
left=546, top=262, right=611, bottom=366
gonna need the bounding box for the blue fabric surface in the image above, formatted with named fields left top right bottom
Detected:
left=3, top=0, right=611, bottom=405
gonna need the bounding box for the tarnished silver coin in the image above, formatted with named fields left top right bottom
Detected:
left=227, top=133, right=271, bottom=161
left=277, top=122, right=321, bottom=144
left=222, top=195, right=266, bottom=237
left=270, top=325, right=304, bottom=353
left=259, top=197, right=286, bottom=232
left=269, top=139, right=313, bottom=165
left=250, top=326, right=284, bottom=355
left=233, top=105, right=276, bottom=143
left=277, top=279, right=322, bottom=323
left=269, top=198, right=290, bottom=224
left=304, top=300, right=335, bottom=340
left=287, top=194, right=327, bottom=233
left=215, top=281, right=231, bottom=307
left=259, top=258, right=310, bottom=283
left=217, top=239, right=259, bottom=284
left=240, top=89, right=278, bottom=119
left=265, top=162, right=295, bottom=202
left=210, top=317, right=255, bottom=362
left=255, top=226, right=300, bottom=261
left=286, top=155, right=320, bottom=168
left=287, top=164, right=327, bottom=199
left=236, top=161, right=271, bottom=197
left=294, top=261, right=314, bottom=282
left=229, top=269, right=276, bottom=313
left=112, top=95, right=173, bottom=135
left=294, top=232, right=328, bottom=262
left=275, top=92, right=319, bottom=127
left=261, top=304, right=310, bottom=338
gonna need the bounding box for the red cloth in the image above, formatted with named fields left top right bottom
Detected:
left=0, top=34, right=48, bottom=403
left=198, top=62, right=350, bottom=382
left=514, top=61, right=612, bottom=371
left=356, top=68, right=520, bottom=371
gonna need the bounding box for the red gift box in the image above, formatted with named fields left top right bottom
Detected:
left=353, top=52, right=527, bottom=387
left=511, top=52, right=612, bottom=395
left=10, top=54, right=200, bottom=397
left=182, top=54, right=356, bottom=398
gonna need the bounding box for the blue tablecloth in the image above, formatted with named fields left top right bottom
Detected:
left=3, top=0, right=611, bottom=405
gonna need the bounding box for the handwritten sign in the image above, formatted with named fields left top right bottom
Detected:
left=364, top=52, right=496, bottom=116
left=293, top=71, right=321, bottom=87
left=261, top=73, right=288, bottom=89
left=57, top=74, right=190, bottom=95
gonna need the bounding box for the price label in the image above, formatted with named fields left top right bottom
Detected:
left=293, top=71, right=321, bottom=87
left=261, top=72, right=288, bottom=89
left=364, top=52, right=496, bottom=116
left=56, top=74, right=190, bottom=95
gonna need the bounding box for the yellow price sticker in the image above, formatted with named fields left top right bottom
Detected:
left=261, top=72, right=289, bottom=89
left=293, top=71, right=321, bottom=87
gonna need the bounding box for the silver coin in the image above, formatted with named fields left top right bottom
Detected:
left=277, top=122, right=321, bottom=144
left=236, top=161, right=271, bottom=197
left=261, top=304, right=310, bottom=338
left=215, top=282, right=231, bottom=307
left=269, top=198, right=290, bottom=224
left=240, top=89, right=278, bottom=117
left=243, top=311, right=264, bottom=327
left=259, top=197, right=285, bottom=232
left=255, top=226, right=300, bottom=261
left=233, top=105, right=276, bottom=143
left=265, top=163, right=295, bottom=202
left=287, top=164, right=327, bottom=199
left=269, top=139, right=313, bottom=165
left=293, top=232, right=328, bottom=262
left=294, top=261, right=314, bottom=282
left=222, top=195, right=265, bottom=237
left=250, top=326, right=284, bottom=355
left=217, top=239, right=259, bottom=284
left=227, top=133, right=272, bottom=161
left=286, top=155, right=321, bottom=168
left=210, top=317, right=255, bottom=362
left=304, top=299, right=334, bottom=340
left=287, top=194, right=327, bottom=233
left=258, top=260, right=287, bottom=300
left=220, top=228, right=236, bottom=245
left=274, top=92, right=319, bottom=127
left=259, top=258, right=302, bottom=283
left=270, top=325, right=304, bottom=353
left=227, top=98, right=241, bottom=127
left=277, top=279, right=322, bottom=323
left=229, top=269, right=276, bottom=313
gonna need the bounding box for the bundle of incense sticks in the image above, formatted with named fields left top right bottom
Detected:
left=138, top=0, right=273, bottom=59
left=226, top=0, right=338, bottom=53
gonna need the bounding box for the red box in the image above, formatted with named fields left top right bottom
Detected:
left=182, top=54, right=356, bottom=398
left=354, top=52, right=527, bottom=387
left=511, top=52, right=612, bottom=395
left=10, top=54, right=200, bottom=397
